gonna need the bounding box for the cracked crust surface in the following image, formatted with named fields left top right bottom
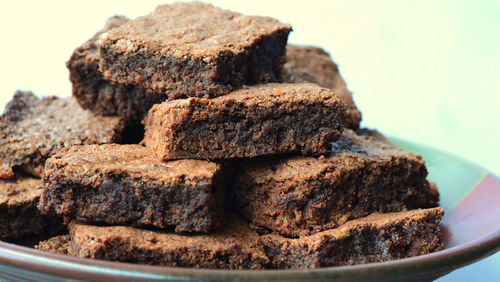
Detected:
left=0, top=91, right=125, bottom=178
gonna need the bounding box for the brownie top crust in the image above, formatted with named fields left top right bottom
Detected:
left=0, top=91, right=124, bottom=177
left=0, top=176, right=42, bottom=208
left=162, top=83, right=343, bottom=112
left=69, top=215, right=264, bottom=255
left=68, top=214, right=269, bottom=269
left=268, top=207, right=444, bottom=246
left=240, top=128, right=423, bottom=181
left=98, top=2, right=292, bottom=59
left=46, top=144, right=218, bottom=182
left=35, top=234, right=70, bottom=255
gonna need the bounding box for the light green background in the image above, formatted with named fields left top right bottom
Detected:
left=0, top=1, right=498, bottom=280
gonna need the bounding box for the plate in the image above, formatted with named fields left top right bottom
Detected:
left=0, top=138, right=499, bottom=281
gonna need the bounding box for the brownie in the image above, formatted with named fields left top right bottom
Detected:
left=67, top=215, right=268, bottom=270
left=260, top=207, right=444, bottom=269
left=143, top=83, right=347, bottom=160
left=96, top=2, right=291, bottom=98
left=231, top=129, right=439, bottom=237
left=67, top=16, right=163, bottom=126
left=0, top=175, right=63, bottom=240
left=37, top=209, right=443, bottom=270
left=35, top=235, right=70, bottom=255
left=39, top=144, right=223, bottom=233
left=283, top=45, right=362, bottom=129
left=0, top=91, right=125, bottom=178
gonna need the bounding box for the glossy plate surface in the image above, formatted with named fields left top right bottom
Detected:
left=0, top=138, right=499, bottom=281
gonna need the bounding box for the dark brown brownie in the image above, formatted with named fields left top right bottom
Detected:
left=283, top=45, right=362, bottom=129
left=143, top=83, right=346, bottom=160
left=35, top=235, right=70, bottom=255
left=68, top=16, right=163, bottom=126
left=0, top=175, right=63, bottom=240
left=39, top=144, right=223, bottom=233
left=261, top=208, right=444, bottom=269
left=96, top=2, right=291, bottom=98
left=231, top=129, right=439, bottom=237
left=0, top=91, right=125, bottom=178
left=67, top=215, right=268, bottom=270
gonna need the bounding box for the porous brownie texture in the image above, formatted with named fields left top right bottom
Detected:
left=0, top=175, right=63, bottom=240
left=67, top=215, right=268, bottom=270
left=96, top=2, right=291, bottom=98
left=39, top=144, right=223, bottom=233
left=0, top=91, right=125, bottom=178
left=68, top=16, right=164, bottom=126
left=283, top=45, right=362, bottom=129
left=261, top=208, right=444, bottom=269
left=35, top=235, right=70, bottom=255
left=231, top=129, right=439, bottom=237
left=143, top=83, right=346, bottom=160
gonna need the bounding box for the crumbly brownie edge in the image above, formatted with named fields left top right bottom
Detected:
left=261, top=208, right=444, bottom=269
left=35, top=234, right=70, bottom=255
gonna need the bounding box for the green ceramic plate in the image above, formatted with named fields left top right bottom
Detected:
left=0, top=138, right=498, bottom=281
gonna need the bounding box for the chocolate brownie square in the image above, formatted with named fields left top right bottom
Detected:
left=0, top=91, right=125, bottom=178
left=283, top=45, right=362, bottom=129
left=39, top=144, right=223, bottom=233
left=95, top=2, right=291, bottom=100
left=67, top=215, right=268, bottom=269
left=0, top=175, right=63, bottom=240
left=231, top=129, right=439, bottom=236
left=143, top=83, right=346, bottom=160
left=261, top=208, right=444, bottom=269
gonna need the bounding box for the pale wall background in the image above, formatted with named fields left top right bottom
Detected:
left=0, top=1, right=498, bottom=280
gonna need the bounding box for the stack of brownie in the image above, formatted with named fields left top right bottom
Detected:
left=0, top=2, right=444, bottom=270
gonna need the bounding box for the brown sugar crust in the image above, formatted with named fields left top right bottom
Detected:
left=68, top=215, right=268, bottom=270
left=35, top=235, right=70, bottom=255
left=232, top=129, right=439, bottom=237
left=0, top=176, right=63, bottom=240
left=283, top=45, right=362, bottom=129
left=261, top=208, right=444, bottom=269
left=39, top=144, right=223, bottom=233
left=96, top=2, right=291, bottom=98
left=67, top=16, right=165, bottom=126
left=143, top=83, right=346, bottom=160
left=0, top=91, right=125, bottom=178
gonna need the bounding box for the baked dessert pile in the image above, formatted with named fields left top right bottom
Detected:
left=1, top=2, right=444, bottom=270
